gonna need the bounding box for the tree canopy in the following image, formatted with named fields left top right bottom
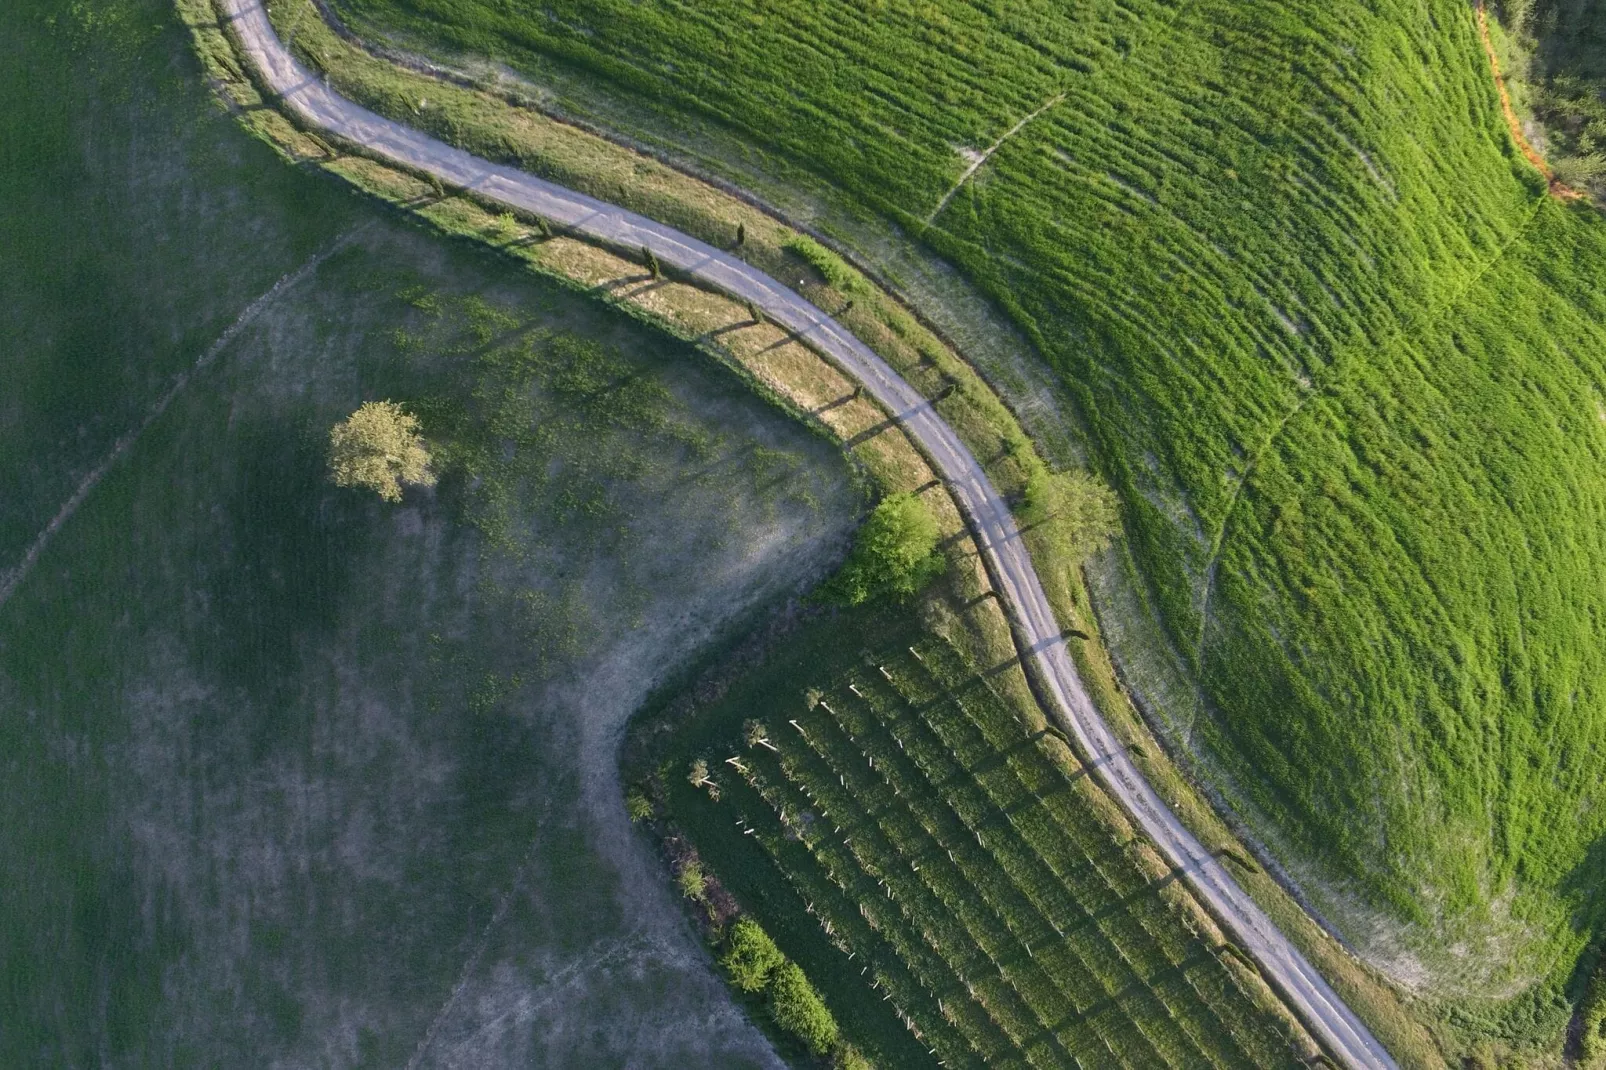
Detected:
left=1021, top=466, right=1120, bottom=563
left=327, top=400, right=436, bottom=503
left=823, top=492, right=944, bottom=606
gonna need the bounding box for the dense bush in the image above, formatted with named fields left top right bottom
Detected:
left=822, top=493, right=943, bottom=606
left=1505, top=0, right=1606, bottom=199
left=721, top=917, right=785, bottom=993
left=768, top=960, right=840, bottom=1056
left=784, top=234, right=865, bottom=294
left=327, top=400, right=436, bottom=502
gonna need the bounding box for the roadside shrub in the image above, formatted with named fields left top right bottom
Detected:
left=833, top=1042, right=873, bottom=1070
left=822, top=493, right=944, bottom=606
left=721, top=917, right=785, bottom=992
left=768, top=960, right=839, bottom=1055
left=784, top=234, right=864, bottom=293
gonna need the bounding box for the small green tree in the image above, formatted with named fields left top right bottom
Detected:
left=327, top=400, right=437, bottom=503
left=736, top=221, right=746, bottom=246
left=721, top=917, right=785, bottom=992
left=677, top=859, right=707, bottom=901
left=822, top=492, right=944, bottom=606
left=768, top=961, right=839, bottom=1055
left=1021, top=466, right=1120, bottom=562
left=642, top=245, right=662, bottom=278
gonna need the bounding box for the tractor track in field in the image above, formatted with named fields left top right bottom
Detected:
left=214, top=2, right=1398, bottom=1064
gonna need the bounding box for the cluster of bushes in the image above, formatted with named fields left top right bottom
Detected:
left=721, top=918, right=868, bottom=1067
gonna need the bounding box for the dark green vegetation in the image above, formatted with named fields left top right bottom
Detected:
left=331, top=0, right=1606, bottom=1034
left=768, top=961, right=840, bottom=1057
left=2, top=0, right=355, bottom=575
left=647, top=606, right=1312, bottom=1069
left=719, top=920, right=844, bottom=1057
left=1499, top=0, right=1606, bottom=193
left=0, top=2, right=860, bottom=1062
left=724, top=917, right=787, bottom=993
left=819, top=492, right=943, bottom=607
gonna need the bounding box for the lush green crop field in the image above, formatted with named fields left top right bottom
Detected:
left=0, top=2, right=860, bottom=1063
left=331, top=0, right=1606, bottom=1026
left=652, top=608, right=1311, bottom=1069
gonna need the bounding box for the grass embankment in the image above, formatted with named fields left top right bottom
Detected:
left=638, top=605, right=1317, bottom=1069
left=320, top=0, right=1606, bottom=1047
left=184, top=0, right=1447, bottom=1062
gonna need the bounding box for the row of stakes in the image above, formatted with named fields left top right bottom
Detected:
left=737, top=661, right=1137, bottom=1065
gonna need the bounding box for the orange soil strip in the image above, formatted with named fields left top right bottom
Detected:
left=1475, top=0, right=1582, bottom=199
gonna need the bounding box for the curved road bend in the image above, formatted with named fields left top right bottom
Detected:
left=220, top=2, right=1396, bottom=1065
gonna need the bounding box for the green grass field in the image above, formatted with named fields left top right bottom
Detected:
left=325, top=0, right=1606, bottom=1037
left=0, top=2, right=862, bottom=1063
left=645, top=606, right=1314, bottom=1069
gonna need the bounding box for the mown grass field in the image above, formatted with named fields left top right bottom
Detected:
left=647, top=606, right=1314, bottom=1069
left=0, top=2, right=862, bottom=1063
left=328, top=0, right=1606, bottom=1040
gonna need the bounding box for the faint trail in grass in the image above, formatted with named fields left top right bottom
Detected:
left=924, top=0, right=1201, bottom=226
left=402, top=813, right=561, bottom=1070
left=0, top=228, right=362, bottom=615
left=926, top=92, right=1065, bottom=224
left=1191, top=194, right=1550, bottom=662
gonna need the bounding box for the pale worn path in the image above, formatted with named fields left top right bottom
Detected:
left=219, top=3, right=1397, bottom=1064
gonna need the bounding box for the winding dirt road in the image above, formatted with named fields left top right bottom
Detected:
left=218, top=2, right=1397, bottom=1064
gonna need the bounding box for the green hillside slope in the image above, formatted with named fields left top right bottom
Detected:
left=330, top=0, right=1606, bottom=1024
